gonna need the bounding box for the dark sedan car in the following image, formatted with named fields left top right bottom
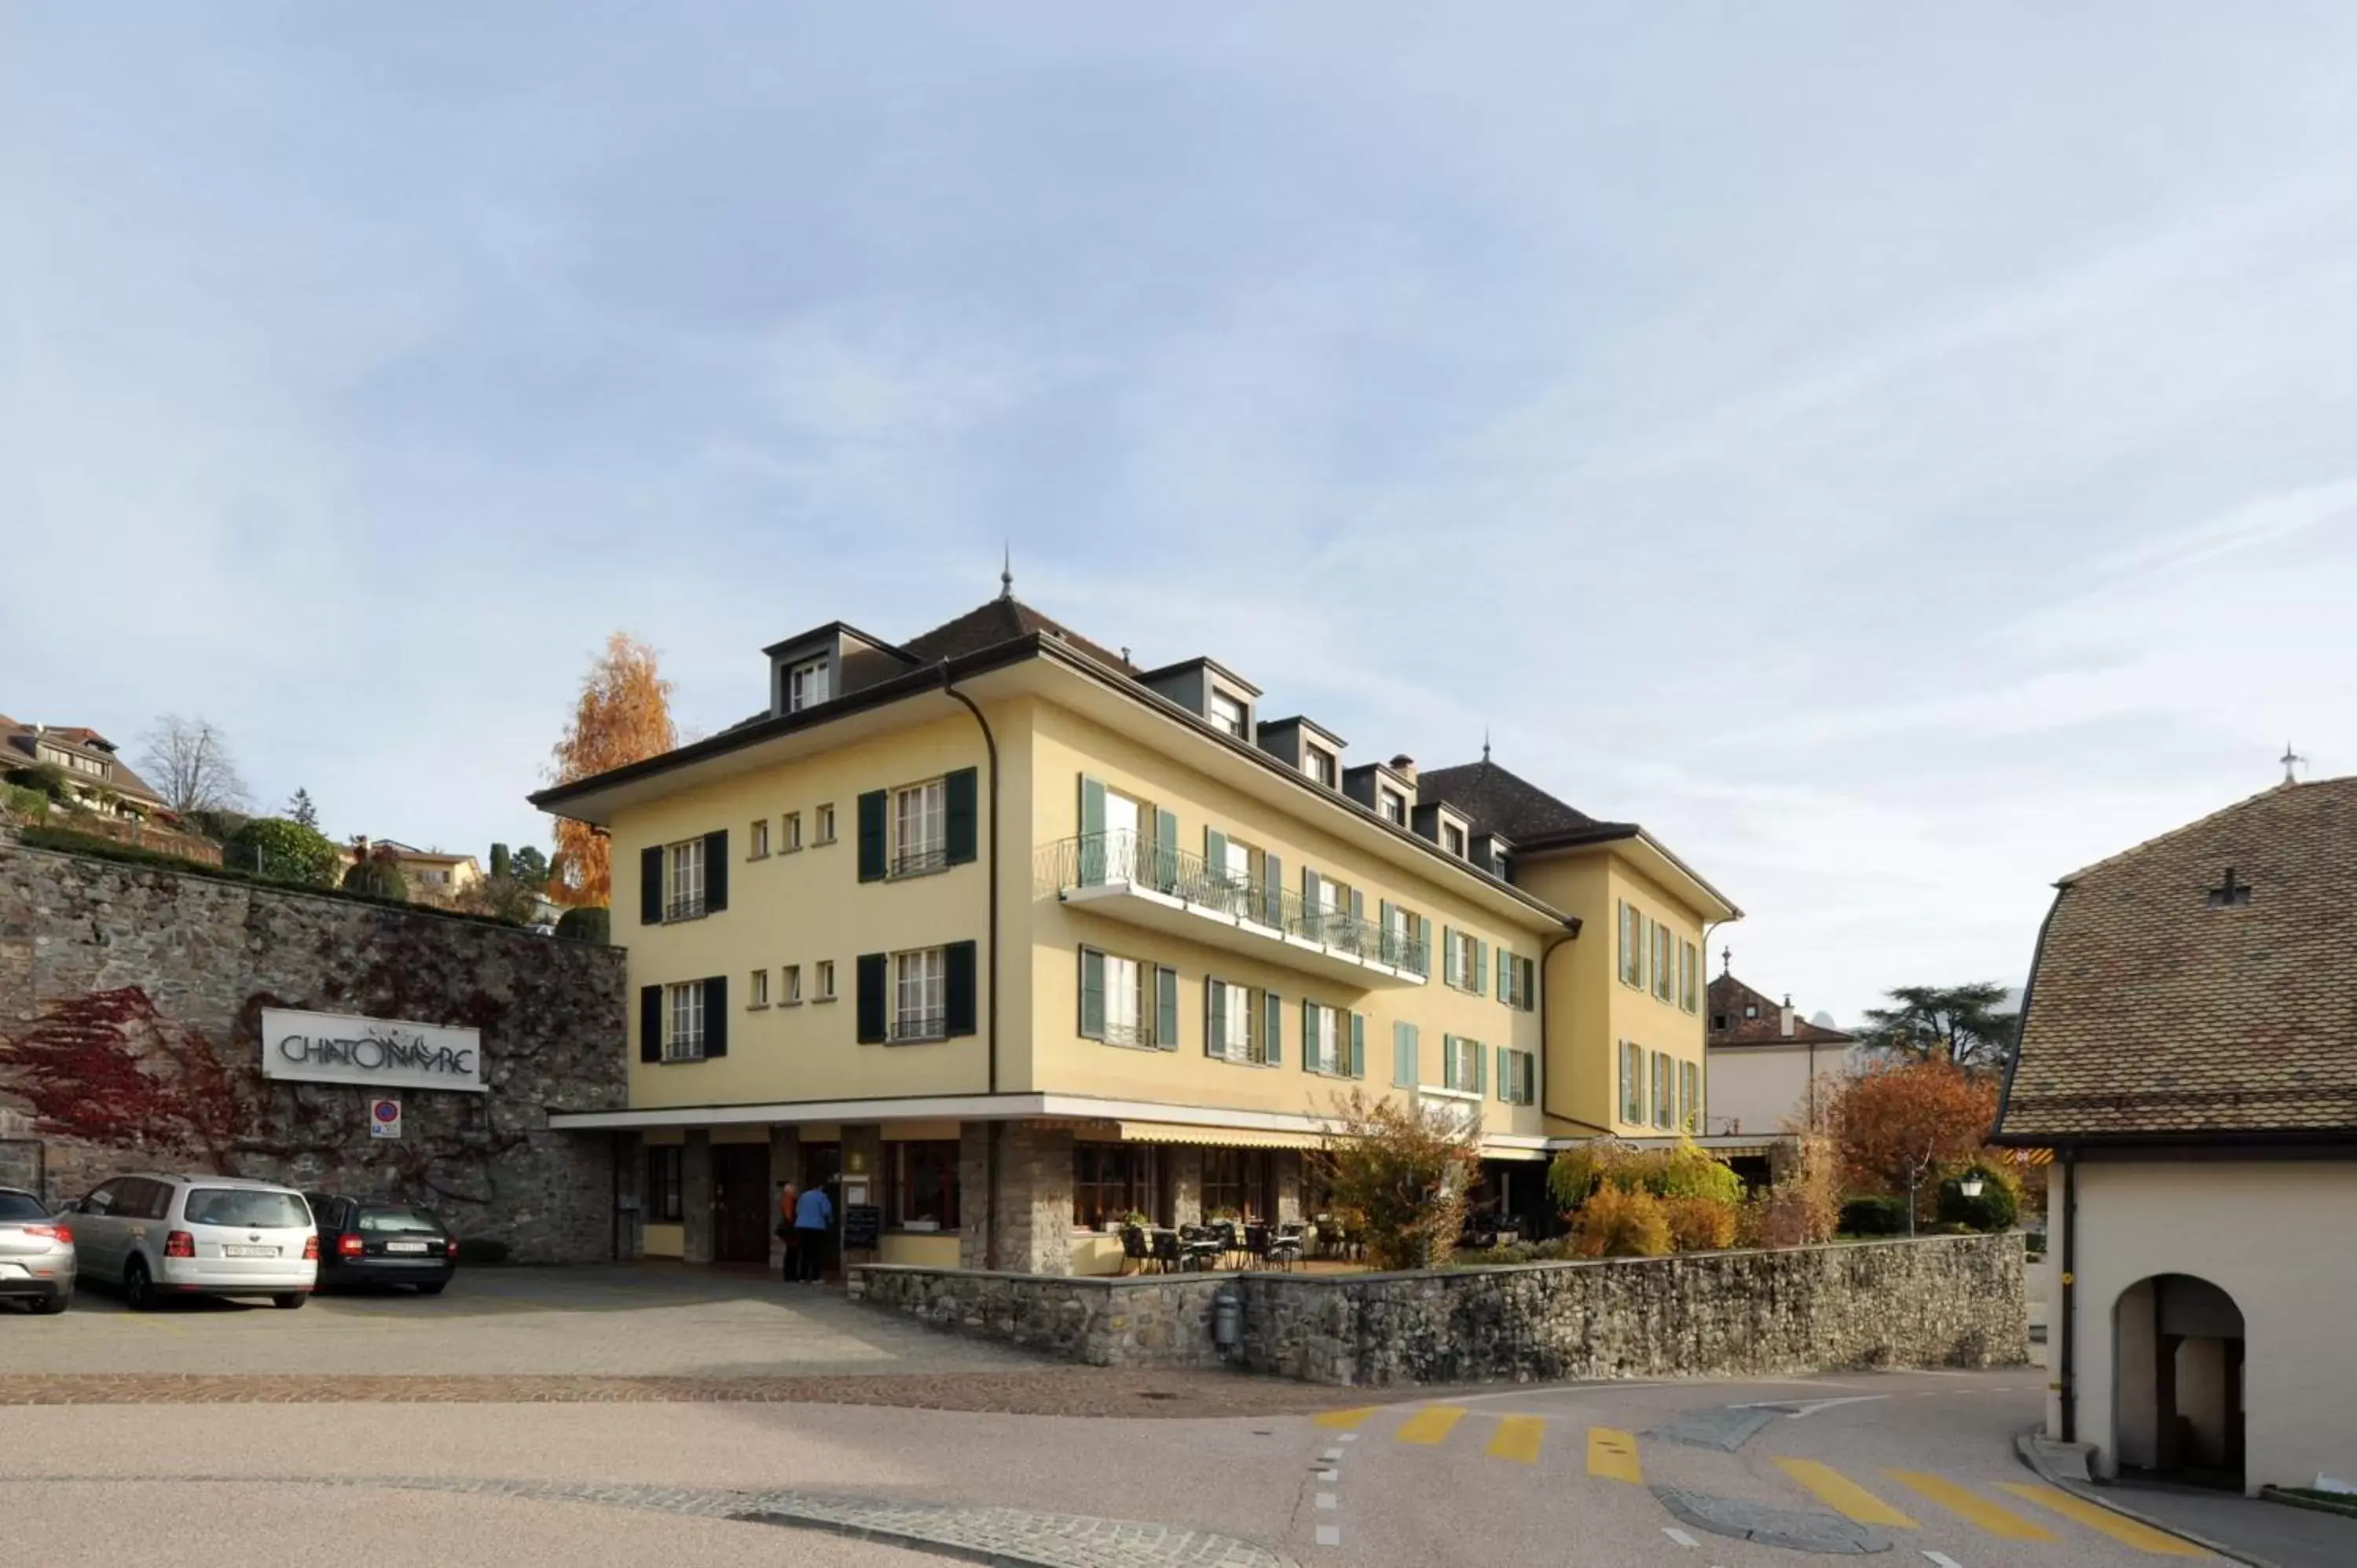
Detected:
left=305, top=1194, right=456, bottom=1295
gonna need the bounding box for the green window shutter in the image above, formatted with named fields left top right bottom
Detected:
left=1263, top=991, right=1281, bottom=1067
left=1496, top=947, right=1510, bottom=1003
left=855, top=954, right=888, bottom=1043
left=1413, top=913, right=1430, bottom=976
left=1206, top=979, right=1226, bottom=1058
left=1300, top=999, right=1318, bottom=1072
left=1349, top=1012, right=1365, bottom=1079
left=1392, top=1021, right=1417, bottom=1088
left=856, top=789, right=888, bottom=882
left=1378, top=899, right=1395, bottom=961
left=640, top=847, right=664, bottom=925
left=702, top=976, right=728, bottom=1057
left=1474, top=1041, right=1488, bottom=1097
left=944, top=941, right=977, bottom=1036
left=1078, top=776, right=1107, bottom=884
left=1156, top=965, right=1179, bottom=1050
left=1474, top=939, right=1488, bottom=995
left=1205, top=827, right=1227, bottom=892
left=702, top=830, right=729, bottom=913
left=1261, top=853, right=1284, bottom=927
left=1078, top=948, right=1105, bottom=1039
left=1618, top=900, right=1633, bottom=984
left=1350, top=887, right=1365, bottom=922
left=1154, top=807, right=1179, bottom=892
left=1080, top=775, right=1106, bottom=835
left=1442, top=926, right=1457, bottom=987
left=640, top=985, right=662, bottom=1063
left=1442, top=1035, right=1458, bottom=1091
left=944, top=768, right=979, bottom=866
left=1496, top=1046, right=1510, bottom=1103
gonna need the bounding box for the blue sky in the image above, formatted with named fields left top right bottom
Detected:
left=5, top=5, right=2355, bottom=1020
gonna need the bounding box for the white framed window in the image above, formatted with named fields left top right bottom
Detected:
left=1206, top=977, right=1263, bottom=1064
left=1619, top=1039, right=1644, bottom=1123
left=1104, top=953, right=1146, bottom=1046
left=815, top=959, right=836, bottom=1001
left=664, top=839, right=706, bottom=922
left=1209, top=689, right=1248, bottom=738
left=1444, top=1033, right=1483, bottom=1093
left=664, top=982, right=706, bottom=1062
left=1303, top=745, right=1337, bottom=789
left=891, top=777, right=948, bottom=877
left=748, top=968, right=769, bottom=1007
left=814, top=803, right=836, bottom=844
left=782, top=964, right=802, bottom=1005
left=1378, top=788, right=1407, bottom=825
left=892, top=947, right=948, bottom=1042
left=1618, top=901, right=1640, bottom=987
left=1651, top=1050, right=1674, bottom=1129
left=749, top=819, right=770, bottom=859
left=1303, top=1001, right=1343, bottom=1075
left=1651, top=919, right=1673, bottom=1002
left=1443, top=822, right=1467, bottom=858
left=1677, top=1059, right=1700, bottom=1132
left=786, top=656, right=830, bottom=712
left=1679, top=940, right=1699, bottom=1013
left=1498, top=1048, right=1536, bottom=1106
left=1083, top=947, right=1169, bottom=1050
left=782, top=811, right=803, bottom=852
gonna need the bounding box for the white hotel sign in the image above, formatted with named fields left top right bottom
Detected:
left=261, top=1008, right=486, bottom=1094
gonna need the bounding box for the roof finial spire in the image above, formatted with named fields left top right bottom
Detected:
left=999, top=543, right=1014, bottom=601
left=1721, top=944, right=1731, bottom=976
left=2282, top=741, right=2305, bottom=785
left=1482, top=727, right=1491, bottom=764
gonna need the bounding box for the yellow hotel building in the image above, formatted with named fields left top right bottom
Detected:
left=534, top=584, right=1737, bottom=1274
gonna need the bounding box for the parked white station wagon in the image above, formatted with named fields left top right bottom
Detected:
left=67, top=1174, right=318, bottom=1310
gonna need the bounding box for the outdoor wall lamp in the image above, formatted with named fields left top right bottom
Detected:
left=1959, top=1175, right=1985, bottom=1198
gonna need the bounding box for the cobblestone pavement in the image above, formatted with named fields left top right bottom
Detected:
left=0, top=1368, right=1382, bottom=1416
left=7, top=1475, right=1298, bottom=1568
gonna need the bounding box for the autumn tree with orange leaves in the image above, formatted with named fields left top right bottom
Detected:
left=548, top=632, right=676, bottom=907
left=1824, top=1058, right=2000, bottom=1229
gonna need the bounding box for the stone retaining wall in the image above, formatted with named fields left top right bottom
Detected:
left=850, top=1233, right=2029, bottom=1387
left=0, top=838, right=627, bottom=1262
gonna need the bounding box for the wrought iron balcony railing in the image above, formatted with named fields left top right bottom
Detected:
left=888, top=1008, right=948, bottom=1044
left=664, top=895, right=707, bottom=923
left=1036, top=830, right=1429, bottom=973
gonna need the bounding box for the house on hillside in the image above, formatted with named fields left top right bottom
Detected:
left=339, top=838, right=485, bottom=905
left=1, top=718, right=169, bottom=820
left=1705, top=968, right=1860, bottom=1135
left=1992, top=778, right=2357, bottom=1497
left=530, top=574, right=1739, bottom=1274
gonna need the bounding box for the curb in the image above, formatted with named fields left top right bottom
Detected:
left=2012, top=1427, right=2275, bottom=1568
left=2260, top=1487, right=2357, bottom=1522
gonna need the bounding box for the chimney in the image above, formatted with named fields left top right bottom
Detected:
left=1780, top=995, right=1796, bottom=1037
left=1390, top=754, right=1417, bottom=784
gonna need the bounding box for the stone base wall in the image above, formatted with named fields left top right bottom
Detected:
left=0, top=839, right=628, bottom=1262
left=851, top=1234, right=2029, bottom=1387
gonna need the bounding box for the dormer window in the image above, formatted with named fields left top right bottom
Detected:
left=1442, top=822, right=1467, bottom=858
left=1303, top=745, right=1338, bottom=789
left=1378, top=787, right=1407, bottom=825
left=785, top=656, right=830, bottom=713
left=1209, top=689, right=1248, bottom=738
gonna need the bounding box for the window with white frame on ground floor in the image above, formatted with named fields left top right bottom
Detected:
left=890, top=776, right=948, bottom=877
left=1651, top=1050, right=1674, bottom=1129
left=748, top=968, right=769, bottom=1007
left=1072, top=1145, right=1165, bottom=1229
left=892, top=947, right=947, bottom=1041
left=1619, top=1039, right=1644, bottom=1123
left=888, top=1141, right=960, bottom=1229
left=1204, top=976, right=1267, bottom=1064
left=643, top=1146, right=683, bottom=1222
left=1080, top=947, right=1175, bottom=1049
left=815, top=959, right=836, bottom=1000
left=782, top=963, right=801, bottom=1004
left=749, top=818, right=769, bottom=859
left=665, top=839, right=706, bottom=921
left=664, top=982, right=706, bottom=1061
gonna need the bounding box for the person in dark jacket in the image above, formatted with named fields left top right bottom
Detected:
left=792, top=1181, right=834, bottom=1283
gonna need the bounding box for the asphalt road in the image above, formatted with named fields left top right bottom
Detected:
left=0, top=1366, right=2219, bottom=1567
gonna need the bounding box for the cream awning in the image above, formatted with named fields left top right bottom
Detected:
left=1112, top=1122, right=1328, bottom=1151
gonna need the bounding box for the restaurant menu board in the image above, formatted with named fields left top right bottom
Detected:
left=841, top=1203, right=883, bottom=1251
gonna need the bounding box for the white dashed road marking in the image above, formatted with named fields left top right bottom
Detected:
left=1315, top=1493, right=1336, bottom=1510
left=1314, top=1524, right=1341, bottom=1548
left=1664, top=1526, right=1700, bottom=1548
left=1922, top=1554, right=1965, bottom=1568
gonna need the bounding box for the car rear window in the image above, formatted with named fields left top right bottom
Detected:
left=183, top=1189, right=311, bottom=1229
left=0, top=1192, right=47, bottom=1221
left=357, top=1207, right=442, bottom=1235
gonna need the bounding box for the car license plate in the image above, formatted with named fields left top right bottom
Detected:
left=223, top=1244, right=278, bottom=1258
left=386, top=1241, right=429, bottom=1254
left=0, top=1262, right=25, bottom=1279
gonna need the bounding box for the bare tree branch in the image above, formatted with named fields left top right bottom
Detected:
left=138, top=714, right=250, bottom=815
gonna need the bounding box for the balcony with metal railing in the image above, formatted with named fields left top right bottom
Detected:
left=1035, top=831, right=1428, bottom=987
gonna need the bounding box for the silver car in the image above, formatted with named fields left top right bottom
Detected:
left=0, top=1186, right=76, bottom=1313
left=68, top=1174, right=317, bottom=1310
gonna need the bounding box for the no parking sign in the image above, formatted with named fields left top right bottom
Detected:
left=369, top=1096, right=403, bottom=1140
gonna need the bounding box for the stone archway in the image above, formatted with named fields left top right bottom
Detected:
left=2113, top=1273, right=2245, bottom=1487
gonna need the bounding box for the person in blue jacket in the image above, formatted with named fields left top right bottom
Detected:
left=792, top=1181, right=834, bottom=1283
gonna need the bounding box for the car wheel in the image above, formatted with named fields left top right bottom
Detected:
left=271, top=1292, right=307, bottom=1310
left=33, top=1290, right=71, bottom=1316
left=122, top=1258, right=156, bottom=1312
left=416, top=1280, right=448, bottom=1296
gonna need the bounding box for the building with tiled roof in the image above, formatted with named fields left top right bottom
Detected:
left=1, top=716, right=169, bottom=819
left=531, top=569, right=1738, bottom=1277
left=1996, top=777, right=2357, bottom=1497
left=1702, top=968, right=1858, bottom=1134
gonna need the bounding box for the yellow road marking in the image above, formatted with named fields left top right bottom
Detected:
left=1486, top=1416, right=1545, bottom=1464
left=1996, top=1483, right=2205, bottom=1555
left=1587, top=1427, right=1644, bottom=1483
left=1774, top=1458, right=1917, bottom=1529
left=1393, top=1405, right=1468, bottom=1445
left=1886, top=1471, right=2056, bottom=1541
left=1313, top=1407, right=1377, bottom=1431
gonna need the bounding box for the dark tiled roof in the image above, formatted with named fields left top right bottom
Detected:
left=1415, top=758, right=1633, bottom=846
left=1706, top=972, right=1856, bottom=1048
left=1996, top=779, right=2357, bottom=1141
left=897, top=596, right=1136, bottom=676
left=2, top=718, right=167, bottom=806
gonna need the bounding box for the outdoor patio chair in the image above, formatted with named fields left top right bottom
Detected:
left=1120, top=1225, right=1151, bottom=1277
left=1244, top=1222, right=1271, bottom=1269
left=1149, top=1229, right=1181, bottom=1273
left=1268, top=1222, right=1305, bottom=1271
left=1175, top=1224, right=1221, bottom=1271
left=1208, top=1220, right=1241, bottom=1267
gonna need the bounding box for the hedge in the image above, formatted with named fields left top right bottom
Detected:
left=555, top=906, right=610, bottom=944
left=1838, top=1194, right=1912, bottom=1236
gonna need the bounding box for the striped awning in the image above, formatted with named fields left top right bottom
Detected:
left=1110, top=1122, right=1328, bottom=1151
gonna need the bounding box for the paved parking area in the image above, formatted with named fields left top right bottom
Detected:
left=0, top=1264, right=1047, bottom=1379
